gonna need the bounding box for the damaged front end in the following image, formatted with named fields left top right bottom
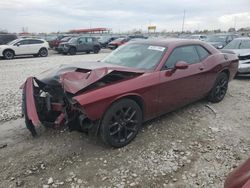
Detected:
left=22, top=64, right=144, bottom=136
left=22, top=76, right=89, bottom=136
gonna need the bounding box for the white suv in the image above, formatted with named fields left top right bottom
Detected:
left=0, top=38, right=49, bottom=59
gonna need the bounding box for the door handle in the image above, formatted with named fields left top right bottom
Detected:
left=199, top=67, right=204, bottom=71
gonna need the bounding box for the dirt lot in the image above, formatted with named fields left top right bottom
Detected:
left=0, top=51, right=249, bottom=188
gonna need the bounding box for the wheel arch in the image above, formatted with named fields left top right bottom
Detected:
left=221, top=69, right=230, bottom=78
left=3, top=48, right=15, bottom=56
left=95, top=93, right=145, bottom=136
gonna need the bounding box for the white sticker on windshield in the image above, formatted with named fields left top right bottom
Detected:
left=148, top=46, right=165, bottom=51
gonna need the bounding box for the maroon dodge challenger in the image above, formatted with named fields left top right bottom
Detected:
left=22, top=39, right=238, bottom=147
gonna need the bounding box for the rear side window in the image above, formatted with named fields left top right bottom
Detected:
left=165, top=45, right=200, bottom=69
left=28, top=39, right=44, bottom=44
left=195, top=46, right=210, bottom=61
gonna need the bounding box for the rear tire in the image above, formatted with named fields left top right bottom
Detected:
left=3, top=50, right=14, bottom=60
left=100, top=99, right=142, bottom=148
left=38, top=48, right=48, bottom=57
left=93, top=46, right=100, bottom=54
left=69, top=47, right=76, bottom=55
left=208, top=72, right=229, bottom=103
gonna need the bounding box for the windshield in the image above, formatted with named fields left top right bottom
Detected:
left=189, top=35, right=200, bottom=39
left=7, top=39, right=20, bottom=45
left=102, top=43, right=166, bottom=70
left=206, top=35, right=226, bottom=42
left=61, top=37, right=71, bottom=42
left=223, top=40, right=241, bottom=49
left=68, top=37, right=77, bottom=43
left=113, top=38, right=125, bottom=42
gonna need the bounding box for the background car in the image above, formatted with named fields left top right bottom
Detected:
left=60, top=36, right=101, bottom=55
left=205, top=34, right=238, bottom=49
left=0, top=34, right=18, bottom=45
left=54, top=36, right=72, bottom=52
left=22, top=39, right=238, bottom=147
left=188, top=34, right=207, bottom=41
left=0, top=38, right=49, bottom=59
left=49, top=35, right=69, bottom=49
left=223, top=37, right=250, bottom=76
left=107, top=37, right=130, bottom=49
left=98, top=36, right=118, bottom=48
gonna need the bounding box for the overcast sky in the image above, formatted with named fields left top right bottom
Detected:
left=0, top=0, right=249, bottom=33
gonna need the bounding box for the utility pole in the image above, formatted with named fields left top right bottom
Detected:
left=181, top=10, right=186, bottom=33
left=234, top=16, right=237, bottom=30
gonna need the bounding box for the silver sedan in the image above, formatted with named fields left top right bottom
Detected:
left=223, top=37, right=250, bottom=76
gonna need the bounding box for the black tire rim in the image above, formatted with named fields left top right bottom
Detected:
left=40, top=49, right=47, bottom=57
left=70, top=48, right=76, bottom=55
left=94, top=47, right=99, bottom=53
left=215, top=76, right=228, bottom=100
left=108, top=106, right=138, bottom=143
left=5, top=51, right=13, bottom=59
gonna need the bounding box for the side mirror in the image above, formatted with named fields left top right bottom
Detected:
left=16, top=43, right=20, bottom=47
left=217, top=45, right=224, bottom=49
left=175, top=61, right=189, bottom=69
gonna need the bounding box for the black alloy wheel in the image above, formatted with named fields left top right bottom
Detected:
left=208, top=72, right=229, bottom=103
left=93, top=46, right=100, bottom=54
left=69, top=47, right=76, bottom=55
left=100, top=99, right=142, bottom=148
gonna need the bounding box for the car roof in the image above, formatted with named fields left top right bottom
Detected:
left=19, top=38, right=44, bottom=40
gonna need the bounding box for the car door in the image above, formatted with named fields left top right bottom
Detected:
left=77, top=37, right=88, bottom=52
left=85, top=37, right=94, bottom=51
left=12, top=39, right=30, bottom=55
left=157, top=45, right=207, bottom=114
left=28, top=39, right=43, bottom=54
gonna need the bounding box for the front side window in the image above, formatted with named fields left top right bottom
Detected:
left=15, top=40, right=29, bottom=45
left=165, top=45, right=200, bottom=69
left=78, top=37, right=87, bottom=44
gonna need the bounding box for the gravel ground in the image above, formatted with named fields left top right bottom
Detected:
left=0, top=51, right=249, bottom=188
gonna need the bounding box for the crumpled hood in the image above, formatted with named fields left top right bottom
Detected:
left=36, top=61, right=144, bottom=94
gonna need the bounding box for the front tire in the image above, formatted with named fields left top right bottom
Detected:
left=100, top=99, right=142, bottom=148
left=3, top=50, right=14, bottom=60
left=38, top=48, right=48, bottom=57
left=93, top=46, right=100, bottom=54
left=69, top=47, right=76, bottom=55
left=208, top=72, right=229, bottom=103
